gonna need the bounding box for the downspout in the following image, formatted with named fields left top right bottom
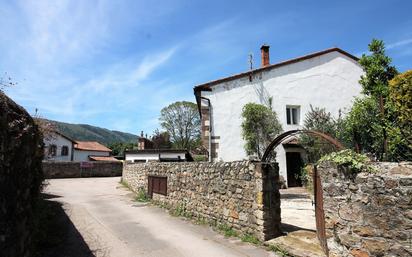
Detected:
left=200, top=96, right=212, bottom=162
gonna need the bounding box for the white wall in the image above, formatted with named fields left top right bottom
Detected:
left=125, top=152, right=187, bottom=162
left=73, top=150, right=110, bottom=162
left=44, top=134, right=73, bottom=161
left=201, top=51, right=363, bottom=182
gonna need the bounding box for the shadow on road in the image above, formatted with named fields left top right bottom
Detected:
left=34, top=194, right=96, bottom=257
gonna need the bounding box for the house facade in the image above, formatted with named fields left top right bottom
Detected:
left=44, top=133, right=116, bottom=162
left=194, top=45, right=363, bottom=187
left=73, top=141, right=114, bottom=161
left=44, top=132, right=74, bottom=161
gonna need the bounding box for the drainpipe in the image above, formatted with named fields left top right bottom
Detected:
left=200, top=97, right=212, bottom=162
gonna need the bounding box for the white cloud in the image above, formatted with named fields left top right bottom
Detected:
left=387, top=38, right=412, bottom=49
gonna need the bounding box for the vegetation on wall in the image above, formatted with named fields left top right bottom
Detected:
left=159, top=101, right=201, bottom=150
left=241, top=102, right=282, bottom=160
left=319, top=149, right=376, bottom=173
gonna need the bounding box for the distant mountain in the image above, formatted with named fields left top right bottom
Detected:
left=47, top=119, right=138, bottom=146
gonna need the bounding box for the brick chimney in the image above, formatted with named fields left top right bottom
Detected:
left=260, top=44, right=270, bottom=67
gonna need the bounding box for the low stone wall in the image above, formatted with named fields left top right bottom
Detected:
left=43, top=161, right=122, bottom=178
left=122, top=161, right=281, bottom=241
left=319, top=162, right=412, bottom=257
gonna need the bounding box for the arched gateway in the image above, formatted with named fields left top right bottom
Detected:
left=262, top=130, right=344, bottom=257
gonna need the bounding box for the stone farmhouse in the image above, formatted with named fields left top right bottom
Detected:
left=194, top=45, right=363, bottom=187
left=44, top=132, right=116, bottom=161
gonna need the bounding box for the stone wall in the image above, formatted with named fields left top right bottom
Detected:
left=43, top=161, right=122, bottom=178
left=122, top=161, right=281, bottom=241
left=0, top=92, right=44, bottom=257
left=318, top=162, right=412, bottom=257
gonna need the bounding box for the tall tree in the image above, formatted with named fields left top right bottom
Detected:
left=159, top=101, right=200, bottom=150
left=358, top=39, right=398, bottom=158
left=241, top=102, right=282, bottom=160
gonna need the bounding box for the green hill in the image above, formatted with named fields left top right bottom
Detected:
left=47, top=119, right=138, bottom=145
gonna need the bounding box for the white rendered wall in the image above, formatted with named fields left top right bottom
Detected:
left=201, top=51, right=363, bottom=180
left=44, top=134, right=73, bottom=161
left=125, top=152, right=187, bottom=162
left=73, top=150, right=110, bottom=162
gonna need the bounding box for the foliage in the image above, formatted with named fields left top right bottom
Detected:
left=217, top=223, right=238, bottom=237
left=159, top=101, right=201, bottom=150
left=193, top=155, right=208, bottom=162
left=389, top=70, right=412, bottom=146
left=359, top=39, right=398, bottom=100
left=240, top=234, right=261, bottom=245
left=108, top=142, right=136, bottom=156
left=33, top=115, right=57, bottom=142
left=300, top=105, right=342, bottom=162
left=0, top=72, right=17, bottom=92
left=241, top=102, right=282, bottom=159
left=151, top=129, right=172, bottom=149
left=299, top=165, right=313, bottom=193
left=319, top=149, right=376, bottom=173
left=135, top=188, right=150, bottom=202
left=343, top=97, right=384, bottom=159
left=268, top=244, right=290, bottom=256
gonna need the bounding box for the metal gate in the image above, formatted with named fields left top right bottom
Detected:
left=313, top=165, right=329, bottom=256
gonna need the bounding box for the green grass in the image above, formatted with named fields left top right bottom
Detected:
left=135, top=188, right=150, bottom=202
left=268, top=244, right=290, bottom=256
left=217, top=223, right=238, bottom=237
left=241, top=233, right=261, bottom=245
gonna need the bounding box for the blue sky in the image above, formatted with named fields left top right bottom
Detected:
left=1, top=0, right=411, bottom=135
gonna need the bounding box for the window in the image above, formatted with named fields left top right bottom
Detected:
left=286, top=106, right=300, bottom=125
left=61, top=146, right=69, bottom=156
left=49, top=145, right=57, bottom=156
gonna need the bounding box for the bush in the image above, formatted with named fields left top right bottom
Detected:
left=318, top=149, right=375, bottom=173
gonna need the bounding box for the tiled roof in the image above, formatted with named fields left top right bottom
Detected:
left=74, top=141, right=111, bottom=152
left=89, top=156, right=119, bottom=161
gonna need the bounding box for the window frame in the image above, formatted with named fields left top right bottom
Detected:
left=49, top=144, right=57, bottom=157
left=286, top=106, right=300, bottom=125
left=61, top=146, right=69, bottom=156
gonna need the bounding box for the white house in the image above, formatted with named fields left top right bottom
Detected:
left=125, top=149, right=193, bottom=163
left=73, top=141, right=115, bottom=161
left=44, top=133, right=117, bottom=162
left=194, top=45, right=363, bottom=187
left=44, top=132, right=74, bottom=161
left=124, top=135, right=193, bottom=162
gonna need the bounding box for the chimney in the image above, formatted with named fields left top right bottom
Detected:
left=260, top=44, right=270, bottom=67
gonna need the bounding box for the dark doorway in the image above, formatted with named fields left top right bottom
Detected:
left=286, top=152, right=304, bottom=187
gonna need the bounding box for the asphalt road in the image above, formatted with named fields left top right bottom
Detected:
left=45, top=177, right=278, bottom=257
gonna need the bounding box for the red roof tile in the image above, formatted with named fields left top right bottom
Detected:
left=74, top=141, right=111, bottom=152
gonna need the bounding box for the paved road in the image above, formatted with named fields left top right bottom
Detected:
left=45, top=177, right=278, bottom=257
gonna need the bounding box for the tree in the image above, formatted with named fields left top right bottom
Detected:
left=108, top=142, right=136, bottom=156
left=151, top=129, right=172, bottom=149
left=159, top=101, right=200, bottom=150
left=241, top=102, right=282, bottom=159
left=300, top=105, right=342, bottom=162
left=358, top=39, right=398, bottom=158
